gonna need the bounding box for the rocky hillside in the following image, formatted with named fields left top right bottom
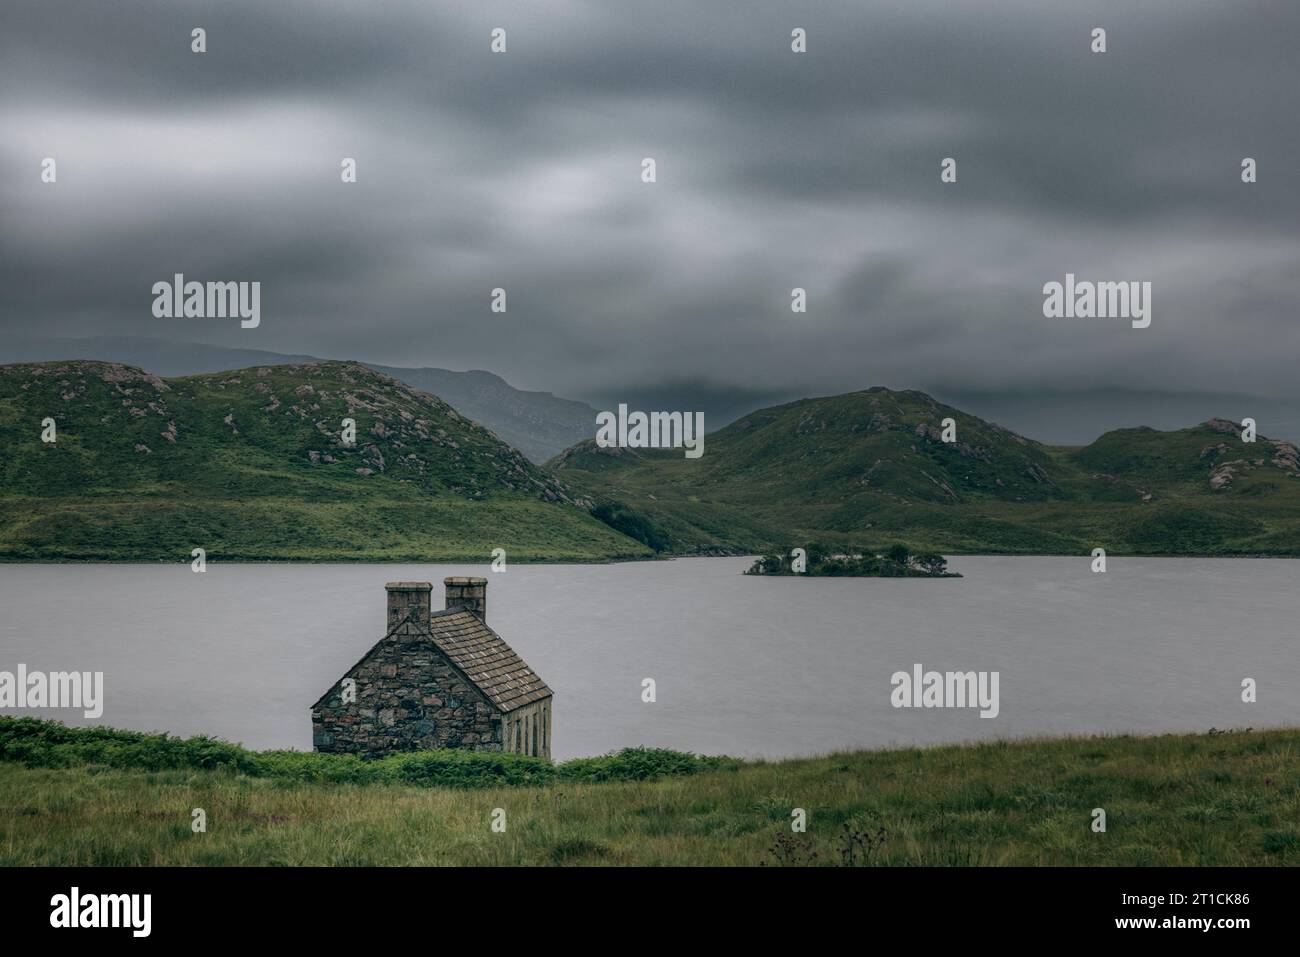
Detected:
left=0, top=360, right=648, bottom=562
left=1072, top=418, right=1300, bottom=494
left=0, top=336, right=599, bottom=463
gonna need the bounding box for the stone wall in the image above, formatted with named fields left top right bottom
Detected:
left=312, top=632, right=503, bottom=754
left=312, top=579, right=554, bottom=759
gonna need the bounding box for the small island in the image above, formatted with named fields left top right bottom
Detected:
left=745, top=543, right=960, bottom=578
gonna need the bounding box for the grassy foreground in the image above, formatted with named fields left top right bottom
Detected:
left=2, top=720, right=1298, bottom=866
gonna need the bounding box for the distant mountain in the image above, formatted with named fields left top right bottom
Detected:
left=0, top=360, right=648, bottom=562
left=550, top=388, right=1300, bottom=556
left=933, top=389, right=1300, bottom=447
left=12, top=338, right=1293, bottom=464
left=578, top=384, right=1300, bottom=446
left=0, top=336, right=320, bottom=377
left=0, top=337, right=598, bottom=463
left=365, top=364, right=596, bottom=465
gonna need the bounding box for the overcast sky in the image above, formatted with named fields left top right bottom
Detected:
left=3, top=0, right=1297, bottom=407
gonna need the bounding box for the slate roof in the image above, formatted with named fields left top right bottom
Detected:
left=310, top=597, right=552, bottom=714
left=426, top=608, right=553, bottom=713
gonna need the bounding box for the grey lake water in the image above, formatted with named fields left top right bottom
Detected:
left=1, top=557, right=1296, bottom=761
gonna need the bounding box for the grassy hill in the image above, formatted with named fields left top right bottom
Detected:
left=551, top=388, right=1300, bottom=556
left=4, top=368, right=1294, bottom=561
left=0, top=336, right=600, bottom=463
left=2, top=718, right=1296, bottom=865
left=0, top=360, right=649, bottom=562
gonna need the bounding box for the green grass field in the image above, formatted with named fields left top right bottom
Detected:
left=0, top=494, right=648, bottom=563
left=3, top=720, right=1296, bottom=866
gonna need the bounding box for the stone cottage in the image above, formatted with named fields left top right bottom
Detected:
left=310, top=578, right=553, bottom=758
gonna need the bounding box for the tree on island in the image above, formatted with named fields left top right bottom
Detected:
left=913, top=552, right=949, bottom=576
left=744, top=543, right=955, bottom=578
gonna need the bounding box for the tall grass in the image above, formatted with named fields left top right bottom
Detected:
left=2, top=719, right=1298, bottom=866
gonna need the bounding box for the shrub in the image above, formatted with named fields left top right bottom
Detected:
left=0, top=718, right=731, bottom=790
left=558, top=747, right=736, bottom=782
left=379, top=749, right=557, bottom=788
left=591, top=502, right=670, bottom=552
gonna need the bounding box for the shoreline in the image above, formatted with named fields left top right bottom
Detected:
left=1, top=552, right=1297, bottom=565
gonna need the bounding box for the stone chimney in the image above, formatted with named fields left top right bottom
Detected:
left=386, top=581, right=432, bottom=634
left=444, top=576, right=487, bottom=622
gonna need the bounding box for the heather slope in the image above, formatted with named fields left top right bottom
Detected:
left=552, top=389, right=1300, bottom=556
left=0, top=360, right=649, bottom=561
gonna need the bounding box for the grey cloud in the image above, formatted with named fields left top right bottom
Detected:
left=2, top=0, right=1297, bottom=402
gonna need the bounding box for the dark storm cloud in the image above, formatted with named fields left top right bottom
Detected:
left=2, top=0, right=1297, bottom=401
